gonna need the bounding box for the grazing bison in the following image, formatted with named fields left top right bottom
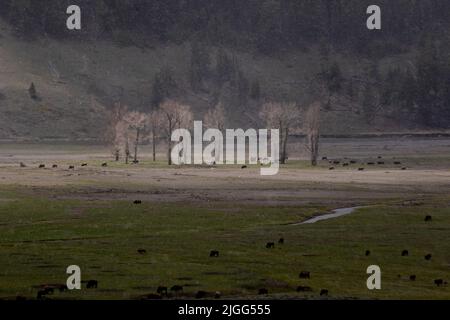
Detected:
left=425, top=254, right=432, bottom=261
left=86, top=280, right=98, bottom=289
left=320, top=289, right=329, bottom=296
left=401, top=250, right=409, bottom=257
left=241, top=165, right=247, bottom=169
left=297, top=286, right=312, bottom=292
left=69, top=165, right=75, bottom=170
left=350, top=160, right=357, bottom=164
left=81, top=163, right=87, bottom=167
left=299, top=271, right=310, bottom=279
left=322, top=157, right=328, bottom=160
left=258, top=288, right=268, bottom=295
left=39, top=164, right=45, bottom=168
left=52, top=164, right=58, bottom=168
left=434, top=279, right=444, bottom=287
left=43, top=287, right=54, bottom=295
left=157, top=286, right=168, bottom=296
left=141, top=293, right=162, bottom=300
left=377, top=161, right=385, bottom=165
left=20, top=162, right=27, bottom=168
left=367, top=162, right=375, bottom=165
left=266, top=242, right=275, bottom=249
left=133, top=200, right=142, bottom=204
left=365, top=250, right=371, bottom=256
left=210, top=250, right=219, bottom=257
left=329, top=167, right=335, bottom=170
left=195, top=291, right=208, bottom=299
left=424, top=215, right=432, bottom=222
left=409, top=275, right=416, bottom=281
left=343, top=163, right=349, bottom=167
left=36, top=290, right=47, bottom=300
left=170, top=285, right=183, bottom=293
left=101, top=163, right=108, bottom=167
left=58, top=284, right=68, bottom=292
left=137, top=249, right=147, bottom=254
left=358, top=168, right=365, bottom=171
left=394, top=161, right=402, bottom=165
left=333, top=161, right=340, bottom=165
left=401, top=167, right=407, bottom=170
left=278, top=238, right=284, bottom=244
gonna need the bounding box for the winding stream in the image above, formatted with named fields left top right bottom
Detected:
left=292, top=206, right=364, bottom=226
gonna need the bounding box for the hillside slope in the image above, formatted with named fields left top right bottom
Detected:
left=0, top=21, right=431, bottom=141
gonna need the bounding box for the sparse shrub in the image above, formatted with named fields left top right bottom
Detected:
left=28, top=82, right=38, bottom=100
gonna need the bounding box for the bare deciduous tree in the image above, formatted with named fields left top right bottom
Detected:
left=305, top=102, right=321, bottom=166
left=106, top=103, right=128, bottom=161
left=204, top=103, right=226, bottom=163
left=204, top=102, right=226, bottom=131
left=159, top=100, right=193, bottom=165
left=259, top=102, right=300, bottom=164
left=148, top=109, right=163, bottom=162
left=123, top=111, right=148, bottom=164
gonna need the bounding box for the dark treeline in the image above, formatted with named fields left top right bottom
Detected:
left=2, top=0, right=450, bottom=56
left=1, top=0, right=450, bottom=128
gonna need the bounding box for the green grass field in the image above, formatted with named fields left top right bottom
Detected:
left=1, top=186, right=449, bottom=300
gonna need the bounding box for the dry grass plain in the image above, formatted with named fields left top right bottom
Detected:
left=0, top=137, right=449, bottom=300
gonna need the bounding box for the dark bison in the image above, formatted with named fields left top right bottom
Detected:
left=195, top=291, right=208, bottom=299
left=329, top=167, right=335, bottom=170
left=365, top=250, right=371, bottom=256
left=81, top=163, right=87, bottom=167
left=394, top=161, right=402, bottom=165
left=278, top=238, right=284, bottom=244
left=170, top=285, right=183, bottom=293
left=140, top=293, right=162, bottom=300
left=241, top=165, right=247, bottom=169
left=401, top=250, right=409, bottom=257
left=39, top=164, right=45, bottom=168
left=409, top=275, right=416, bottom=281
left=36, top=290, right=47, bottom=300
left=210, top=250, right=219, bottom=257
left=266, top=242, right=275, bottom=249
left=137, top=249, right=147, bottom=254
left=425, top=254, right=432, bottom=261
left=86, top=280, right=98, bottom=289
left=434, top=279, right=444, bottom=287
left=424, top=215, right=432, bottom=222
left=258, top=288, right=268, bottom=295
left=133, top=200, right=142, bottom=204
left=296, top=286, right=312, bottom=292
left=358, top=168, right=365, bottom=171
left=320, top=289, right=329, bottom=296
left=102, top=163, right=108, bottom=167
left=157, top=286, right=168, bottom=295
left=52, top=164, right=58, bottom=168
left=299, top=271, right=310, bottom=279
left=69, top=165, right=75, bottom=170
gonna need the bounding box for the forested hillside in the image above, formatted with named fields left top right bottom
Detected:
left=0, top=1, right=449, bottom=141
